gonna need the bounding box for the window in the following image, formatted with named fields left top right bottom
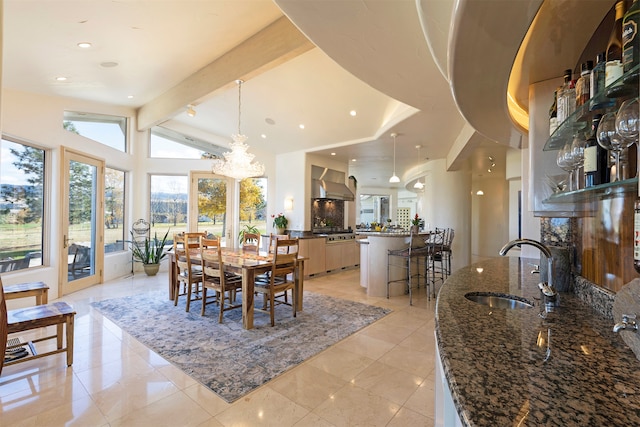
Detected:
left=238, top=178, right=267, bottom=236
left=63, top=111, right=127, bottom=152
left=150, top=126, right=226, bottom=159
left=105, top=168, right=125, bottom=253
left=0, top=138, right=45, bottom=271
left=150, top=175, right=188, bottom=239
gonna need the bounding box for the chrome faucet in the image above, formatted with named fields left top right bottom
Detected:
left=499, top=238, right=557, bottom=303
left=613, top=314, right=638, bottom=333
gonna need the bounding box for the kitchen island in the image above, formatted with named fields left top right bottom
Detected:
left=436, top=256, right=640, bottom=426
left=356, top=231, right=431, bottom=298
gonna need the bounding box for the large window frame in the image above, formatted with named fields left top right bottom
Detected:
left=0, top=136, right=47, bottom=272
left=63, top=111, right=128, bottom=152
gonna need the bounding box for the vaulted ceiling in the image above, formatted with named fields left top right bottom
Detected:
left=3, top=0, right=509, bottom=188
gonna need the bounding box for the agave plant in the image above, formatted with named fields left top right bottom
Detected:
left=128, top=229, right=171, bottom=264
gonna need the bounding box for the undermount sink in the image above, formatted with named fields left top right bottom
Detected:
left=465, top=292, right=533, bottom=309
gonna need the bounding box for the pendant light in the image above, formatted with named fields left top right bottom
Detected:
left=389, top=133, right=400, bottom=183
left=211, top=79, right=265, bottom=180
left=413, top=145, right=424, bottom=190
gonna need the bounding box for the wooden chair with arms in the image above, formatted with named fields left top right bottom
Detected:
left=199, top=236, right=243, bottom=322
left=254, top=238, right=299, bottom=326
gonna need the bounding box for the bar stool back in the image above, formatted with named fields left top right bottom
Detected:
left=386, top=229, right=428, bottom=305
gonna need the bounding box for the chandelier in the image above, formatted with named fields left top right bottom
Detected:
left=212, top=79, right=265, bottom=180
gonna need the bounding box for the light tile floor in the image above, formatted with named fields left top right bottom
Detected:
left=0, top=268, right=437, bottom=426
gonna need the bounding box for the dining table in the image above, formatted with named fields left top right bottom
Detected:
left=167, top=247, right=306, bottom=330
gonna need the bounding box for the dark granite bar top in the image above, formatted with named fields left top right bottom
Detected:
left=436, top=256, right=640, bottom=426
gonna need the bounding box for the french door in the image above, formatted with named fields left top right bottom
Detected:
left=189, top=171, right=237, bottom=247
left=59, top=148, right=104, bottom=295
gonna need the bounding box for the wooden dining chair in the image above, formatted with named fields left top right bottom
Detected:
left=254, top=238, right=299, bottom=326
left=242, top=232, right=260, bottom=254
left=199, top=236, right=243, bottom=322
left=268, top=233, right=290, bottom=254
left=173, top=232, right=204, bottom=312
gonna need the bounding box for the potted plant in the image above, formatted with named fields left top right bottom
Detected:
left=238, top=224, right=260, bottom=245
left=128, top=228, right=171, bottom=276
left=271, top=213, right=288, bottom=235
left=411, top=214, right=423, bottom=233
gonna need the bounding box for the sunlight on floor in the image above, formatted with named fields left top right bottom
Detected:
left=0, top=269, right=437, bottom=426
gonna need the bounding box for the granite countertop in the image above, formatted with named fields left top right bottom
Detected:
left=436, top=257, right=640, bottom=426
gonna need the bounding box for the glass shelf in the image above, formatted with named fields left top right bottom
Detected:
left=543, top=177, right=637, bottom=204
left=543, top=64, right=639, bottom=151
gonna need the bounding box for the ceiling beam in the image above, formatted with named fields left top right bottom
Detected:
left=137, top=16, right=314, bottom=131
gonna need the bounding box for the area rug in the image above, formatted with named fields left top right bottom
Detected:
left=90, top=291, right=390, bottom=402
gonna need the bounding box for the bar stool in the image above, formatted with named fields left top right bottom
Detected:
left=425, top=228, right=447, bottom=298
left=387, top=230, right=428, bottom=305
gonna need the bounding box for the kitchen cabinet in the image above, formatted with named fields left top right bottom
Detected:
left=298, top=237, right=326, bottom=276
left=325, top=240, right=359, bottom=272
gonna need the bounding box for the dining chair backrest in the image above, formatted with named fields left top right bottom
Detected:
left=199, top=236, right=224, bottom=282
left=269, top=233, right=290, bottom=254
left=242, top=232, right=260, bottom=254
left=184, top=232, right=206, bottom=248
left=271, top=238, right=299, bottom=280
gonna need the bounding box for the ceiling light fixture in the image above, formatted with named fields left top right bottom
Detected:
left=186, top=104, right=196, bottom=117
left=77, top=42, right=92, bottom=48
left=389, top=133, right=400, bottom=183
left=413, top=145, right=425, bottom=190
left=211, top=79, right=265, bottom=181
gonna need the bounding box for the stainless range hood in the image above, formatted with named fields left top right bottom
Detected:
left=311, top=179, right=355, bottom=201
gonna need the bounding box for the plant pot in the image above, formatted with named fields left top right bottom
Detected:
left=411, top=225, right=420, bottom=234
left=143, top=263, right=160, bottom=276
left=276, top=227, right=286, bottom=236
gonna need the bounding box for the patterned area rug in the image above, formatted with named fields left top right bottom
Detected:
left=91, top=291, right=390, bottom=402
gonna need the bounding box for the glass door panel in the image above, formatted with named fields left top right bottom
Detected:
left=190, top=172, right=232, bottom=246
left=61, top=148, right=104, bottom=294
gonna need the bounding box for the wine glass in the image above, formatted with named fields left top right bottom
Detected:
left=557, top=141, right=576, bottom=191
left=616, top=97, right=639, bottom=146
left=570, top=133, right=586, bottom=190
left=597, top=112, right=624, bottom=182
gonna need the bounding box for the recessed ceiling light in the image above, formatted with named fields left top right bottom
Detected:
left=331, top=152, right=336, bottom=156
left=77, top=42, right=92, bottom=48
left=350, top=110, right=357, bottom=116
left=100, top=61, right=119, bottom=68
left=299, top=124, right=305, bottom=129
left=351, top=158, right=357, bottom=162
left=55, top=76, right=67, bottom=81
left=127, top=95, right=134, bottom=99
left=261, top=134, right=267, bottom=139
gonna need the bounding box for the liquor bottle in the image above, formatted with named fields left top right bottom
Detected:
left=590, top=52, right=608, bottom=110
left=635, top=198, right=640, bottom=273
left=549, top=88, right=558, bottom=136
left=605, top=1, right=626, bottom=90
left=557, top=69, right=575, bottom=123
left=575, top=61, right=593, bottom=107
left=623, top=0, right=639, bottom=80
left=584, top=114, right=609, bottom=187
